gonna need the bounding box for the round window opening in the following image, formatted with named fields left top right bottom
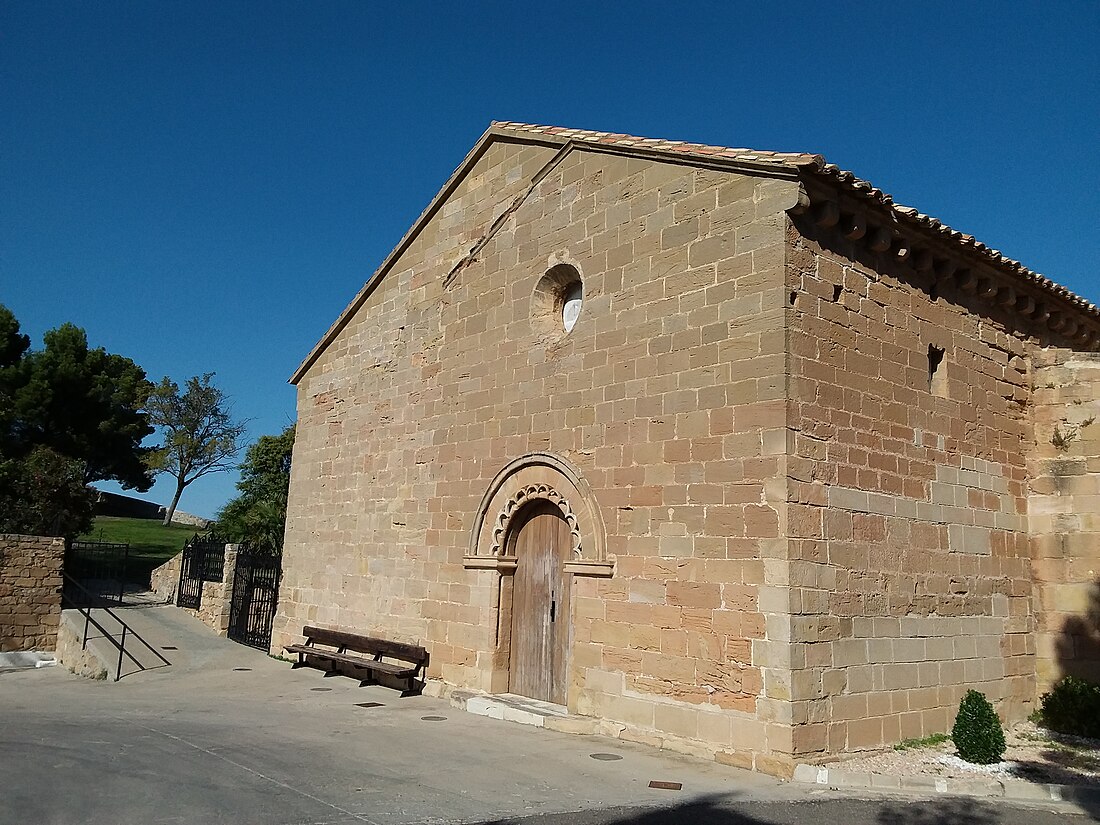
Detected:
left=562, top=281, right=583, bottom=333
left=532, top=264, right=584, bottom=340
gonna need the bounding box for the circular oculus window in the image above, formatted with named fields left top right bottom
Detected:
left=531, top=264, right=584, bottom=340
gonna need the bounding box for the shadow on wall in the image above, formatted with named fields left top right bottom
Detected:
left=479, top=794, right=1005, bottom=825
left=1057, top=578, right=1100, bottom=685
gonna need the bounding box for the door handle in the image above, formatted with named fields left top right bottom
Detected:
left=550, top=596, right=556, bottom=623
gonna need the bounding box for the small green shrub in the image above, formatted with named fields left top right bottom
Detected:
left=1038, top=676, right=1100, bottom=739
left=952, top=690, right=1006, bottom=764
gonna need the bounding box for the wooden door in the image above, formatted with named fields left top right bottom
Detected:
left=508, top=500, right=571, bottom=704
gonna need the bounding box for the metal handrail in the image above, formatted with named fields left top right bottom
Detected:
left=60, top=572, right=171, bottom=681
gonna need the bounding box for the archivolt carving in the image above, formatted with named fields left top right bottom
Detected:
left=464, top=452, right=610, bottom=576
left=491, top=484, right=582, bottom=560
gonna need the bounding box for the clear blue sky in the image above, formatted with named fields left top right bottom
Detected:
left=2, top=2, right=1098, bottom=518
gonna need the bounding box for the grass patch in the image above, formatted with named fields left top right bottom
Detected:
left=78, top=516, right=205, bottom=586
left=894, top=732, right=951, bottom=751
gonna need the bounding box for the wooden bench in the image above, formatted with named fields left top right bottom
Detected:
left=285, top=626, right=429, bottom=695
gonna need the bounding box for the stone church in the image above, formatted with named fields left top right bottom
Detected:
left=275, top=122, right=1100, bottom=776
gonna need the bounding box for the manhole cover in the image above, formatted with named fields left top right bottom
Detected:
left=161, top=646, right=178, bottom=651
left=232, top=667, right=251, bottom=672
left=589, top=753, right=623, bottom=761
left=310, top=687, right=332, bottom=692
left=648, top=781, right=682, bottom=791
left=355, top=702, right=384, bottom=708
left=421, top=715, right=447, bottom=721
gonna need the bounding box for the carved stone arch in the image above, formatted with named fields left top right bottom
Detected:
left=463, top=452, right=611, bottom=577
left=491, top=483, right=581, bottom=560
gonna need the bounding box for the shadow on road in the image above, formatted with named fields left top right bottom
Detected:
left=876, top=796, right=1001, bottom=824
left=480, top=792, right=1009, bottom=825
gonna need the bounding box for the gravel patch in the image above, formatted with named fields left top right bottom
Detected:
left=825, top=722, right=1100, bottom=787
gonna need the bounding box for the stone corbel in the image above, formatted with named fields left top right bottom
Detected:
left=463, top=555, right=517, bottom=572
left=813, top=200, right=840, bottom=228
left=563, top=559, right=615, bottom=577
left=911, top=248, right=934, bottom=271
left=867, top=225, right=893, bottom=253
left=842, top=211, right=866, bottom=241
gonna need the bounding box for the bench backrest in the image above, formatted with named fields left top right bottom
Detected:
left=302, top=626, right=428, bottom=665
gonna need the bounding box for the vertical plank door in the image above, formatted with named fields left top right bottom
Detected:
left=509, top=501, right=571, bottom=704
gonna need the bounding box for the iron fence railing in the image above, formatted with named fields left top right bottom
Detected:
left=176, top=534, right=227, bottom=609
left=65, top=540, right=130, bottom=605
left=60, top=572, right=171, bottom=681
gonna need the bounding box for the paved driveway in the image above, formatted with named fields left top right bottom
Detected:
left=0, top=606, right=1087, bottom=825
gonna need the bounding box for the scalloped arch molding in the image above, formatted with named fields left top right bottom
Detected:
left=464, top=452, right=611, bottom=576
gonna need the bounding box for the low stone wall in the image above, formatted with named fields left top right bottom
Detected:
left=150, top=552, right=182, bottom=603
left=0, top=534, right=64, bottom=652
left=55, top=610, right=108, bottom=680
left=171, top=511, right=212, bottom=529
left=150, top=545, right=240, bottom=636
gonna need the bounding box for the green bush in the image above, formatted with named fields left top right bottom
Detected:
left=1038, top=676, right=1100, bottom=739
left=952, top=690, right=1006, bottom=764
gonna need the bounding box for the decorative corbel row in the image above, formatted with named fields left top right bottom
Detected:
left=790, top=184, right=1100, bottom=351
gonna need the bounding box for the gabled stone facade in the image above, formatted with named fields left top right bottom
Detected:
left=277, top=123, right=1100, bottom=776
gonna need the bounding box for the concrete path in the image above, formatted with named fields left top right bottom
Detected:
left=0, top=606, right=1090, bottom=825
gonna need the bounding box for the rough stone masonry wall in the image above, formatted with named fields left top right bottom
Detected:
left=783, top=219, right=1036, bottom=760
left=1030, top=351, right=1100, bottom=691
left=0, top=534, right=64, bottom=652
left=280, top=140, right=804, bottom=773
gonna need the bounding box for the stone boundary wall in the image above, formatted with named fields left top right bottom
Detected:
left=150, top=552, right=182, bottom=603
left=55, top=611, right=109, bottom=679
left=0, top=534, right=65, bottom=652
left=150, top=545, right=239, bottom=636
left=1030, top=351, right=1100, bottom=692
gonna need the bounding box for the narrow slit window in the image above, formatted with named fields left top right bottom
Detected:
left=928, top=344, right=947, bottom=397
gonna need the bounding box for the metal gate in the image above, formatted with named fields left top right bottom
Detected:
left=176, top=534, right=226, bottom=610
left=227, top=548, right=281, bottom=651
left=65, top=540, right=129, bottom=606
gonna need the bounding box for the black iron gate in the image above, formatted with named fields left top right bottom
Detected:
left=65, top=540, right=129, bottom=606
left=176, top=534, right=226, bottom=610
left=227, top=547, right=281, bottom=651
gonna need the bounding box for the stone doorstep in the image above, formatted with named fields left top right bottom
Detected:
left=793, top=763, right=1100, bottom=812
left=452, top=690, right=600, bottom=734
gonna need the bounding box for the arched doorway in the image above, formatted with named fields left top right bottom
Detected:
left=508, top=499, right=571, bottom=704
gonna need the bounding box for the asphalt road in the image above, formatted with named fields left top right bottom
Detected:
left=0, top=606, right=1092, bottom=825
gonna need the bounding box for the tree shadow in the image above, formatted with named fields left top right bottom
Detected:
left=477, top=793, right=1006, bottom=825
left=876, top=798, right=1001, bottom=825
left=1045, top=577, right=1100, bottom=818
left=1056, top=578, right=1100, bottom=685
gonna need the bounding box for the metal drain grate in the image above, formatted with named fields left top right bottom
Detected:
left=355, top=702, right=384, bottom=708
left=590, top=753, right=623, bottom=761
left=421, top=715, right=447, bottom=721
left=310, top=687, right=332, bottom=692
left=648, top=781, right=682, bottom=791
left=232, top=667, right=251, bottom=672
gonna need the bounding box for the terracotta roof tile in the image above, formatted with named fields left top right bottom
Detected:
left=491, top=121, right=1098, bottom=320
left=492, top=120, right=824, bottom=170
